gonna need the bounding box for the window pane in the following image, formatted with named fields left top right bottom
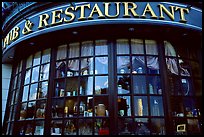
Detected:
left=31, top=66, right=40, bottom=83
left=81, top=57, right=93, bottom=75
left=81, top=41, right=93, bottom=56
left=131, top=39, right=144, bottom=54
left=132, top=56, right=146, bottom=74
left=57, top=44, right=67, bottom=60
left=67, top=59, right=79, bottom=76
left=78, top=119, right=93, bottom=135
left=94, top=119, right=109, bottom=135
left=51, top=120, right=62, bottom=135
left=134, top=118, right=150, bottom=135
left=133, top=75, right=146, bottom=94
left=117, top=56, right=130, bottom=73
left=38, top=81, right=48, bottom=99
left=24, top=69, right=31, bottom=85
left=95, top=76, right=108, bottom=95
left=33, top=51, right=41, bottom=66
left=117, top=75, right=130, bottom=94
left=80, top=76, right=93, bottom=95
left=55, top=80, right=65, bottom=97
left=29, top=83, right=38, bottom=100
left=19, top=103, right=27, bottom=120
left=56, top=61, right=66, bottom=78
left=148, top=76, right=162, bottom=95
left=40, top=64, right=50, bottom=81
left=69, top=42, right=79, bottom=58
left=117, top=39, right=129, bottom=54
left=42, top=48, right=50, bottom=64
left=150, top=96, right=164, bottom=116
left=64, top=119, right=77, bottom=135
left=26, top=55, right=33, bottom=68
left=66, top=77, right=78, bottom=96
left=134, top=96, right=148, bottom=116
left=95, top=57, right=108, bottom=74
left=145, top=40, right=158, bottom=55
left=151, top=118, right=165, bottom=135
left=34, top=121, right=44, bottom=135
left=146, top=56, right=160, bottom=74
left=22, top=85, right=29, bottom=102
left=118, top=96, right=131, bottom=116
left=95, top=40, right=108, bottom=55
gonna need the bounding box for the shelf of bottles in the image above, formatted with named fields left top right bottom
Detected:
left=51, top=40, right=110, bottom=135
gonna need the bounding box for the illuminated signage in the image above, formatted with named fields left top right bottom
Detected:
left=2, top=2, right=199, bottom=50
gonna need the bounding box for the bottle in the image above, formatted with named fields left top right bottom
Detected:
left=152, top=99, right=160, bottom=116
left=118, top=85, right=122, bottom=94
left=149, top=84, right=154, bottom=94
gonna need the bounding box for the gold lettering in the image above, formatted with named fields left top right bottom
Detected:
left=158, top=4, right=175, bottom=20
left=104, top=2, right=120, bottom=18
left=64, top=6, right=75, bottom=23
left=38, top=13, right=50, bottom=29
left=123, top=2, right=139, bottom=17
left=3, top=34, right=10, bottom=48
left=51, top=9, right=63, bottom=26
left=175, top=6, right=189, bottom=23
left=75, top=4, right=90, bottom=21
left=12, top=27, right=20, bottom=41
left=141, top=3, right=157, bottom=19
left=88, top=3, right=105, bottom=19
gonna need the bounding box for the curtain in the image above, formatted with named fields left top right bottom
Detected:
left=69, top=42, right=79, bottom=58
left=117, top=39, right=129, bottom=54
left=81, top=41, right=93, bottom=56
left=164, top=41, right=190, bottom=76
left=56, top=44, right=67, bottom=60
left=68, top=60, right=79, bottom=71
left=95, top=40, right=108, bottom=55
left=145, top=40, right=158, bottom=55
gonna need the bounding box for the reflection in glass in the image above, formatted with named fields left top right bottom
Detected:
left=150, top=96, right=164, bottom=116
left=95, top=119, right=109, bottom=135
left=33, top=51, right=41, bottom=66
left=29, top=83, right=38, bottom=100
left=118, top=118, right=132, bottom=135
left=118, top=96, right=131, bottom=116
left=117, top=39, right=129, bottom=54
left=31, top=66, right=40, bottom=83
left=117, top=75, right=130, bottom=94
left=78, top=119, right=93, bottom=135
left=146, top=56, right=160, bottom=74
left=38, top=81, right=48, bottom=98
left=148, top=76, right=162, bottom=94
left=95, top=76, right=108, bottom=95
left=26, top=55, right=33, bottom=68
left=95, top=40, right=108, bottom=55
left=67, top=59, right=79, bottom=76
left=151, top=119, right=165, bottom=135
left=81, top=57, right=93, bottom=75
left=24, top=69, right=31, bottom=85
left=42, top=49, right=50, bottom=64
left=145, top=40, right=158, bottom=55
left=81, top=41, right=93, bottom=56
left=132, top=56, right=146, bottom=74
left=51, top=120, right=62, bottom=135
left=22, top=85, right=29, bottom=102
left=56, top=61, right=66, bottom=78
left=95, top=57, right=108, bottom=74
left=52, top=99, right=64, bottom=118
left=19, top=103, right=27, bottom=120
left=40, top=64, right=50, bottom=81
left=181, top=78, right=192, bottom=96
left=117, top=56, right=130, bottom=73
left=35, top=101, right=46, bottom=118
left=57, top=44, right=67, bottom=60
left=133, top=75, right=146, bottom=94
left=131, top=39, right=144, bottom=54
left=80, top=77, right=93, bottom=95
left=69, top=42, right=79, bottom=58
left=34, top=121, right=44, bottom=135
left=134, top=96, right=148, bottom=116
left=25, top=123, right=34, bottom=135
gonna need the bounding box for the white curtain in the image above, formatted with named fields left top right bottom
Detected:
left=69, top=42, right=79, bottom=58
left=68, top=60, right=79, bottom=71
left=164, top=41, right=190, bottom=76
left=81, top=41, right=93, bottom=56
left=56, top=44, right=67, bottom=60
left=95, top=40, right=108, bottom=55
left=117, top=39, right=129, bottom=54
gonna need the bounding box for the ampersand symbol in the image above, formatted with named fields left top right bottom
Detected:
left=22, top=19, right=34, bottom=35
